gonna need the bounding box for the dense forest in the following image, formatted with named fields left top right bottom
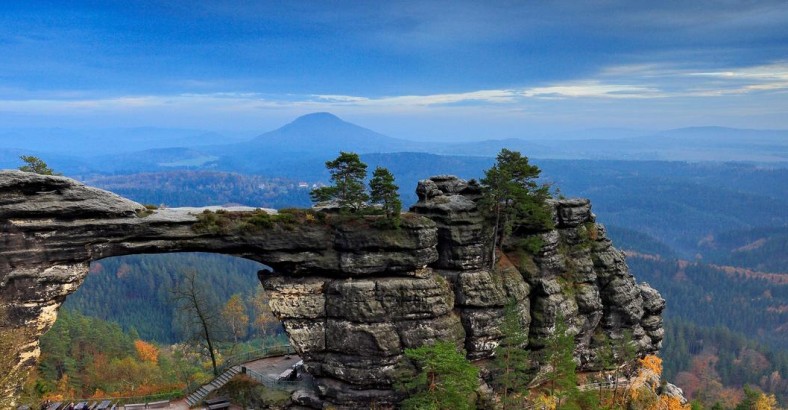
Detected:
left=625, top=256, right=786, bottom=351
left=31, top=310, right=185, bottom=401
left=662, top=320, right=788, bottom=406
left=85, top=171, right=313, bottom=210
left=65, top=253, right=279, bottom=343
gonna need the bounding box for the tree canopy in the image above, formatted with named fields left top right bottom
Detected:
left=492, top=301, right=532, bottom=409
left=479, top=149, right=551, bottom=268
left=18, top=155, right=60, bottom=175
left=310, top=152, right=403, bottom=221
left=369, top=166, right=402, bottom=220
left=397, top=341, right=479, bottom=410
left=310, top=151, right=369, bottom=212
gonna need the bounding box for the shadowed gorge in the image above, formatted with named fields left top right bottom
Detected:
left=0, top=170, right=665, bottom=408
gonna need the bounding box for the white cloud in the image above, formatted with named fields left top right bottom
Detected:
left=520, top=82, right=664, bottom=99
left=313, top=89, right=517, bottom=106
left=0, top=62, right=786, bottom=132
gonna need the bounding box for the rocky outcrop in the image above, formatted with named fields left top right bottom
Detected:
left=0, top=171, right=665, bottom=408
left=411, top=176, right=664, bottom=370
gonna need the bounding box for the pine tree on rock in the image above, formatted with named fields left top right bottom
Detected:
left=479, top=149, right=550, bottom=269
left=18, top=155, right=61, bottom=176
left=369, top=166, right=402, bottom=220
left=310, top=151, right=369, bottom=212
left=493, top=301, right=532, bottom=409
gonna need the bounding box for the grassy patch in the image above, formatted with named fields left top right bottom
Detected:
left=192, top=207, right=411, bottom=235
left=192, top=208, right=316, bottom=235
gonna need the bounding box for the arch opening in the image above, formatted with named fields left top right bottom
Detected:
left=33, top=252, right=308, bottom=406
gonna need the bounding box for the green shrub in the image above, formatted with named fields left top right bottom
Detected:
left=516, top=235, right=544, bottom=254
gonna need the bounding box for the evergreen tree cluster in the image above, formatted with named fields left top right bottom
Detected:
left=310, top=151, right=402, bottom=221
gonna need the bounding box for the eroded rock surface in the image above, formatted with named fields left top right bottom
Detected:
left=0, top=171, right=665, bottom=408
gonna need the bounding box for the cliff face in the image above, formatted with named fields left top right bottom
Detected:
left=409, top=176, right=664, bottom=364
left=0, top=171, right=664, bottom=408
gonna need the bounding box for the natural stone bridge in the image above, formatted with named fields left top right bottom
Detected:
left=0, top=170, right=665, bottom=408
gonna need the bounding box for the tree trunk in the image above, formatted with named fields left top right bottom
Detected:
left=189, top=278, right=219, bottom=377
left=197, top=306, right=218, bottom=376
left=490, top=204, right=500, bottom=269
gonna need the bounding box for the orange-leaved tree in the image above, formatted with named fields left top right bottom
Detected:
left=640, top=355, right=663, bottom=376
left=134, top=340, right=159, bottom=364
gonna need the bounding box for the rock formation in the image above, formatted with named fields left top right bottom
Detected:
left=0, top=171, right=665, bottom=408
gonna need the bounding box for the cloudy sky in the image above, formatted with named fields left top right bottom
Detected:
left=1, top=1, right=787, bottom=141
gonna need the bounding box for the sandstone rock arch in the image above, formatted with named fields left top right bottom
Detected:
left=0, top=171, right=665, bottom=408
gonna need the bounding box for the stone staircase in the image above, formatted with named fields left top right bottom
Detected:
left=185, top=365, right=241, bottom=407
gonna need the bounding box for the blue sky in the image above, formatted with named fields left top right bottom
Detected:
left=1, top=1, right=787, bottom=141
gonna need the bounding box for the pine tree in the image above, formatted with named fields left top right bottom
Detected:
left=543, top=315, right=579, bottom=407
left=18, top=155, right=60, bottom=175
left=612, top=329, right=637, bottom=406
left=397, top=341, right=479, bottom=410
left=493, top=301, right=531, bottom=409
left=369, top=166, right=402, bottom=220
left=480, top=149, right=550, bottom=268
left=310, top=151, right=369, bottom=212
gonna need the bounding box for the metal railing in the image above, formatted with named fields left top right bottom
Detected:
left=217, top=344, right=296, bottom=373
left=241, top=366, right=315, bottom=391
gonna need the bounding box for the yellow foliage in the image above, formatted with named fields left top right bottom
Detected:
left=222, top=293, right=249, bottom=342
left=134, top=339, right=159, bottom=363
left=653, top=395, right=689, bottom=410
left=753, top=392, right=778, bottom=410
left=641, top=355, right=663, bottom=376
left=532, top=393, right=557, bottom=410
left=251, top=285, right=278, bottom=337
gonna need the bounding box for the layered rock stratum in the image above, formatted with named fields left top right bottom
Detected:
left=0, top=171, right=664, bottom=408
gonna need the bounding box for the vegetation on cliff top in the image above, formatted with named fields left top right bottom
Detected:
left=310, top=151, right=403, bottom=225
left=479, top=148, right=552, bottom=267
left=18, top=155, right=61, bottom=176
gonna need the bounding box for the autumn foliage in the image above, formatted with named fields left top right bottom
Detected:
left=134, top=340, right=159, bottom=363
left=640, top=355, right=663, bottom=376
left=655, top=395, right=688, bottom=410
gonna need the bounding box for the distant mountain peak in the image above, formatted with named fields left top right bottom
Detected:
left=233, top=112, right=422, bottom=158
left=289, top=112, right=344, bottom=125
